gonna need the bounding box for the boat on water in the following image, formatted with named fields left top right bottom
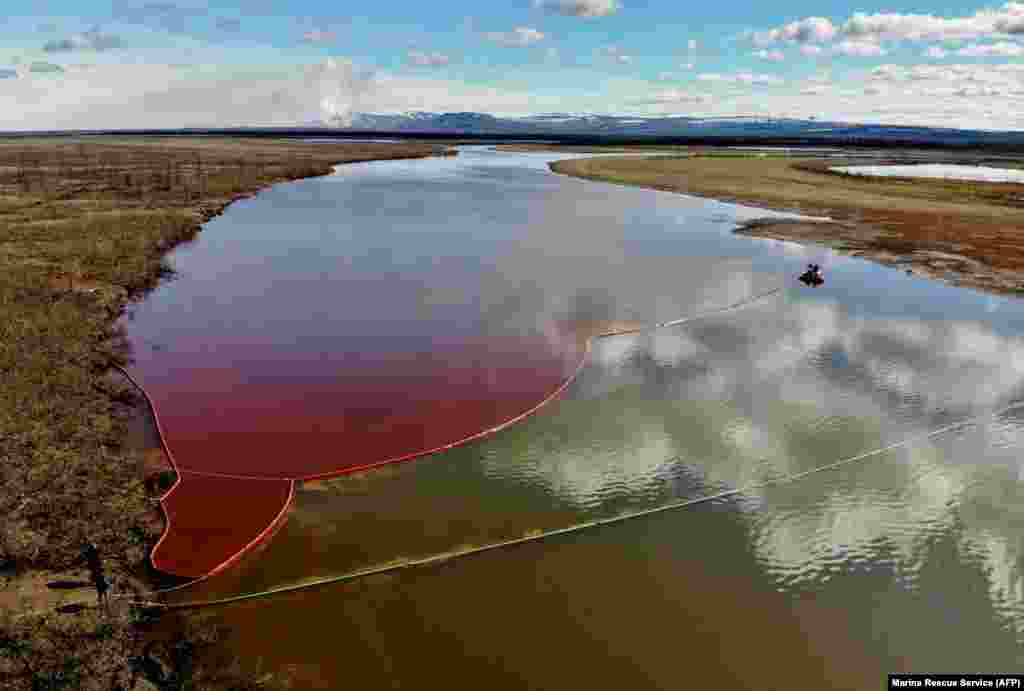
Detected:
left=799, top=264, right=824, bottom=286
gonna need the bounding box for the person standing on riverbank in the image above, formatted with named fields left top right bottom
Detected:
left=82, top=542, right=109, bottom=608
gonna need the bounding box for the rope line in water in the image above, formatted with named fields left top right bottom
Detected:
left=113, top=278, right=788, bottom=600
left=85, top=279, right=1022, bottom=611
left=128, top=398, right=1023, bottom=610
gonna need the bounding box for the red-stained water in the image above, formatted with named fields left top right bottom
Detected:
left=140, top=335, right=583, bottom=480
left=131, top=330, right=583, bottom=576
left=155, top=474, right=293, bottom=577
left=123, top=156, right=593, bottom=577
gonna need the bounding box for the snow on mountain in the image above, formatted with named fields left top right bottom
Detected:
left=331, top=111, right=1024, bottom=147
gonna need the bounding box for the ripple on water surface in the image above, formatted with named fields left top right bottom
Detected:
left=128, top=148, right=1024, bottom=683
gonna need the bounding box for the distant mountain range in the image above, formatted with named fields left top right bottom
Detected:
left=345, top=111, right=838, bottom=135
left=49, top=111, right=1024, bottom=150
left=334, top=111, right=1024, bottom=148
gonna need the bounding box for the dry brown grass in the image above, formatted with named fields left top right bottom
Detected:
left=551, top=153, right=1024, bottom=295
left=494, top=143, right=693, bottom=155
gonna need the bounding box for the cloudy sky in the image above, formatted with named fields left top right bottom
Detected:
left=5, top=1, right=1024, bottom=130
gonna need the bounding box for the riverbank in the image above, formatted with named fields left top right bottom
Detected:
left=550, top=153, right=1024, bottom=296
left=0, top=136, right=451, bottom=689
left=495, top=143, right=692, bottom=155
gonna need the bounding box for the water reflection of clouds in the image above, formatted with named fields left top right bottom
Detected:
left=722, top=298, right=1024, bottom=418
left=527, top=434, right=679, bottom=508
left=712, top=300, right=1024, bottom=621
left=218, top=149, right=1024, bottom=627
left=503, top=285, right=1024, bottom=621
left=753, top=442, right=962, bottom=579
left=648, top=328, right=700, bottom=367
left=845, top=316, right=1024, bottom=411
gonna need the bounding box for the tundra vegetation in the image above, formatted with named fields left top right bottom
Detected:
left=551, top=152, right=1024, bottom=296
left=0, top=136, right=449, bottom=690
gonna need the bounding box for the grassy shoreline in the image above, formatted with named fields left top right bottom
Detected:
left=0, top=137, right=451, bottom=689
left=550, top=153, right=1024, bottom=296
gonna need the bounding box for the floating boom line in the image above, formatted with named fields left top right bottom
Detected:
left=131, top=397, right=1024, bottom=610
left=110, top=274, right=787, bottom=600
left=100, top=270, right=1024, bottom=610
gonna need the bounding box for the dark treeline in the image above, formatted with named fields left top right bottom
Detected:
left=6, top=129, right=1024, bottom=152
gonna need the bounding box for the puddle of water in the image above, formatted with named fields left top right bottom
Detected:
left=832, top=163, right=1024, bottom=183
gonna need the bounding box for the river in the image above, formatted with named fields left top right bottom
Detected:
left=122, top=147, right=1024, bottom=689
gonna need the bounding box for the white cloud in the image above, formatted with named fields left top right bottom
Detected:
left=698, top=71, right=783, bottom=86
left=484, top=26, right=545, bottom=47
left=534, top=0, right=620, bottom=17
left=753, top=49, right=785, bottom=62
left=832, top=39, right=887, bottom=57
left=407, top=50, right=450, bottom=67
left=0, top=58, right=375, bottom=129
left=630, top=59, right=1024, bottom=130
left=869, top=64, right=901, bottom=80
left=600, top=46, right=632, bottom=64
left=302, top=30, right=337, bottom=43
left=841, top=8, right=1013, bottom=41
left=908, top=64, right=943, bottom=79
left=679, top=38, right=698, bottom=69
left=842, top=12, right=965, bottom=41
left=638, top=88, right=708, bottom=104
left=755, top=17, right=837, bottom=45
left=859, top=61, right=1024, bottom=87
left=362, top=71, right=571, bottom=117
left=9, top=48, right=1024, bottom=132
left=955, top=84, right=1007, bottom=97
left=957, top=41, right=1024, bottom=56
left=739, top=72, right=783, bottom=85
left=758, top=3, right=1024, bottom=49
left=997, top=15, right=1024, bottom=34
left=43, top=27, right=122, bottom=53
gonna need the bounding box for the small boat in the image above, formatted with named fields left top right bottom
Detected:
left=799, top=265, right=824, bottom=286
